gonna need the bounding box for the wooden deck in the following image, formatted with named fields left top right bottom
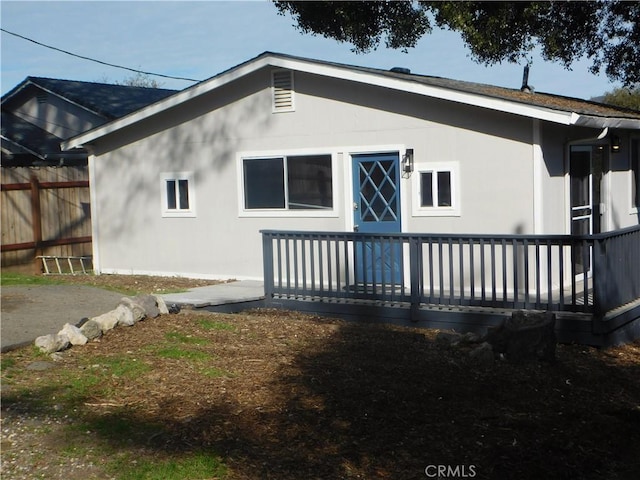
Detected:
left=262, top=227, right=640, bottom=347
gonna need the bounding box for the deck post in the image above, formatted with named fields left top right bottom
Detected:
left=409, top=236, right=421, bottom=321
left=591, top=237, right=606, bottom=333
left=261, top=231, right=274, bottom=307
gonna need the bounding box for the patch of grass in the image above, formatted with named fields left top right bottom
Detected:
left=109, top=452, right=227, bottom=480
left=0, top=272, right=63, bottom=286
left=1, top=356, right=17, bottom=371
left=165, top=332, right=209, bottom=345
left=92, top=355, right=152, bottom=378
left=197, top=318, right=236, bottom=332
left=156, top=347, right=210, bottom=362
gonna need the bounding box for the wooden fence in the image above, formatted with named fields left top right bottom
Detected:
left=1, top=166, right=92, bottom=269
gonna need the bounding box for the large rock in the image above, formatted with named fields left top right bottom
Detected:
left=79, top=319, right=103, bottom=340
left=59, top=323, right=88, bottom=346
left=486, top=311, right=556, bottom=363
left=153, top=295, right=170, bottom=315
left=133, top=294, right=160, bottom=318
left=115, top=303, right=136, bottom=326
left=469, top=342, right=495, bottom=365
left=35, top=334, right=70, bottom=354
left=91, top=309, right=120, bottom=332
left=118, top=297, right=146, bottom=323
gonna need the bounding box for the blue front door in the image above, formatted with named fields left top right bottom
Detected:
left=352, top=152, right=402, bottom=285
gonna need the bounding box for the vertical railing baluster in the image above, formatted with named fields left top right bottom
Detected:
left=469, top=238, right=475, bottom=302
left=523, top=238, right=530, bottom=309
left=490, top=239, right=497, bottom=303
left=512, top=239, right=519, bottom=306
left=558, top=241, right=565, bottom=308
left=459, top=239, right=465, bottom=304
left=535, top=240, right=541, bottom=309
left=547, top=240, right=553, bottom=310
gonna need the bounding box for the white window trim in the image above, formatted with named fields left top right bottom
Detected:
left=160, top=171, right=196, bottom=218
left=237, top=149, right=338, bottom=218
left=412, top=161, right=460, bottom=217
left=630, top=136, right=639, bottom=215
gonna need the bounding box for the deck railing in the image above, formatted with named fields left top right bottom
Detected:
left=262, top=225, right=640, bottom=322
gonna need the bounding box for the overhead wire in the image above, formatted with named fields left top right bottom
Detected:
left=1, top=28, right=203, bottom=83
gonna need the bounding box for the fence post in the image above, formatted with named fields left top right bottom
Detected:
left=30, top=175, right=43, bottom=273
left=262, top=231, right=274, bottom=306
left=409, top=236, right=421, bottom=321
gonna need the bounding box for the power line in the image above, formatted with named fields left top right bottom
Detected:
left=1, top=28, right=203, bottom=83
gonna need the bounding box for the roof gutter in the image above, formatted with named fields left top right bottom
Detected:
left=570, top=114, right=640, bottom=129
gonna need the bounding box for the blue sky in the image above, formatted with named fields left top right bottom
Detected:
left=1, top=0, right=620, bottom=99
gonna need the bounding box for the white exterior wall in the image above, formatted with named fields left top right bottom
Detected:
left=89, top=69, right=557, bottom=280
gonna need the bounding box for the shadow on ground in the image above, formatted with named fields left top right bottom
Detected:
left=3, top=319, right=640, bottom=480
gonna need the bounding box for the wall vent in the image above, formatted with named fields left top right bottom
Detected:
left=272, top=70, right=294, bottom=112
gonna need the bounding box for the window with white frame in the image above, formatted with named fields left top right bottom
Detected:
left=242, top=154, right=333, bottom=212
left=632, top=138, right=639, bottom=212
left=161, top=172, right=195, bottom=217
left=412, top=162, right=460, bottom=216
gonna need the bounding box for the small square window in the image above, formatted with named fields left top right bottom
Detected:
left=413, top=163, right=459, bottom=216
left=161, top=172, right=195, bottom=217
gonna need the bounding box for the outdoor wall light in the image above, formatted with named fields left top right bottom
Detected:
left=610, top=135, right=621, bottom=153
left=402, top=148, right=414, bottom=173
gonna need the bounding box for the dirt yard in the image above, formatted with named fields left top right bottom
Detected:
left=2, top=275, right=640, bottom=479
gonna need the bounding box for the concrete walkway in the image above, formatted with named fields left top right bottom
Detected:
left=160, top=280, right=265, bottom=309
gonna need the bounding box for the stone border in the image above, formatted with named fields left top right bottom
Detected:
left=34, top=295, right=178, bottom=354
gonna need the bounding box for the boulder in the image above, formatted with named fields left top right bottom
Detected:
left=91, top=309, right=120, bottom=332
left=119, top=297, right=146, bottom=323
left=486, top=311, right=556, bottom=363
left=115, top=303, right=136, bottom=327
left=59, top=323, right=88, bottom=346
left=79, top=319, right=103, bottom=340
left=133, top=294, right=160, bottom=318
left=153, top=295, right=170, bottom=315
left=35, top=334, right=70, bottom=354
left=469, top=342, right=495, bottom=365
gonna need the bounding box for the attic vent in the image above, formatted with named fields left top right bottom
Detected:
left=272, top=70, right=294, bottom=112
left=36, top=92, right=48, bottom=104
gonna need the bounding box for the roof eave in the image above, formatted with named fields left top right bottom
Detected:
left=61, top=53, right=639, bottom=151
left=571, top=114, right=640, bottom=129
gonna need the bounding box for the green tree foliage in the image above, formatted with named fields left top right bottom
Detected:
left=274, top=1, right=640, bottom=86
left=602, top=87, right=640, bottom=111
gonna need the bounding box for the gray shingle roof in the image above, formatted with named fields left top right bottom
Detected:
left=16, top=77, right=178, bottom=119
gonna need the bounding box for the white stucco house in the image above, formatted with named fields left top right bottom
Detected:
left=62, top=52, right=640, bottom=285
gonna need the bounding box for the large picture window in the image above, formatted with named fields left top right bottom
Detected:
left=243, top=154, right=333, bottom=211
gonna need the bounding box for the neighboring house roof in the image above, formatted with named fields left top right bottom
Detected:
left=1, top=110, right=73, bottom=160
left=2, top=77, right=178, bottom=119
left=2, top=77, right=178, bottom=165
left=64, top=52, right=640, bottom=151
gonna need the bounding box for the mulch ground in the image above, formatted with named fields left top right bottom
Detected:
left=2, top=275, right=640, bottom=479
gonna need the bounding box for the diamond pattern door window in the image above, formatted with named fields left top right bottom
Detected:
left=358, top=160, right=398, bottom=222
